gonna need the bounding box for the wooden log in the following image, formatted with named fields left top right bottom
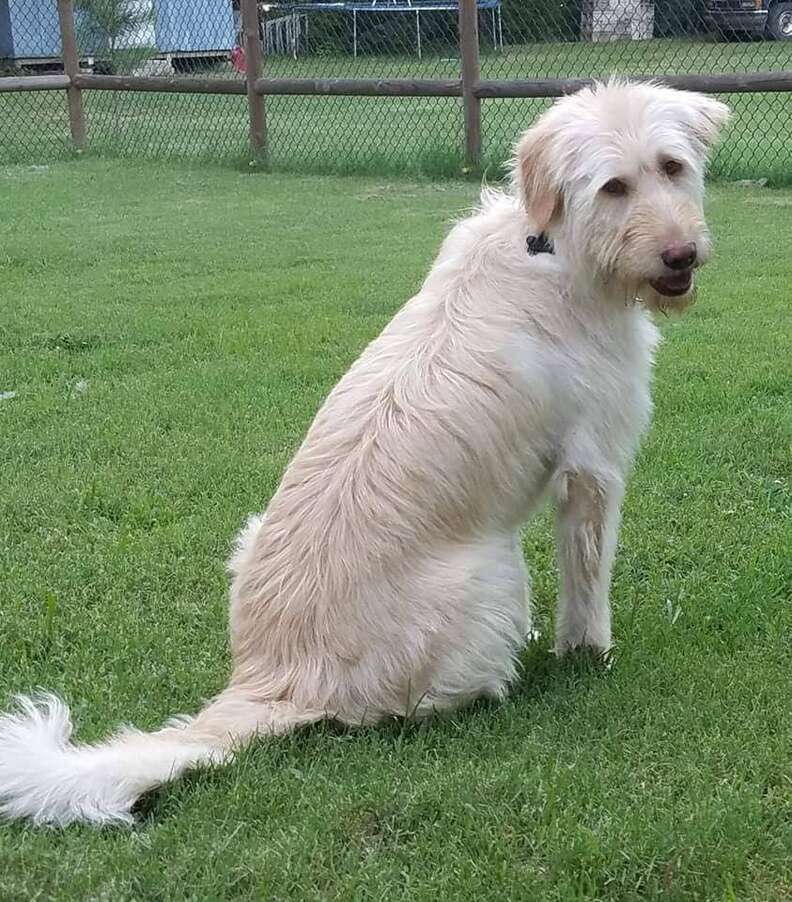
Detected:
left=57, top=0, right=86, bottom=149
left=7, top=70, right=786, bottom=106
left=474, top=71, right=792, bottom=98
left=253, top=77, right=463, bottom=96
left=0, top=75, right=70, bottom=92
left=459, top=0, right=481, bottom=168
left=70, top=70, right=792, bottom=100
left=241, top=0, right=267, bottom=161
left=73, top=74, right=247, bottom=94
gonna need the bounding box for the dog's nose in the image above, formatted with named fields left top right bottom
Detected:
left=661, top=242, right=697, bottom=271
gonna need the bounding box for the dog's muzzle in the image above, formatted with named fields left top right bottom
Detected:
left=650, top=241, right=697, bottom=297
left=649, top=271, right=693, bottom=297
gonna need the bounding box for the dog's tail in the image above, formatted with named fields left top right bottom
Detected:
left=0, top=689, right=322, bottom=827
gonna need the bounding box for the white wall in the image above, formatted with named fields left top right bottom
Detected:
left=581, top=0, right=655, bottom=42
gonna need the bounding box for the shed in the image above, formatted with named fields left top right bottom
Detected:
left=1, top=0, right=236, bottom=63
left=0, top=0, right=61, bottom=60
left=155, top=0, right=235, bottom=54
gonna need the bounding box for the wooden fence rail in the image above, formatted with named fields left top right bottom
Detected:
left=17, top=71, right=792, bottom=99
left=2, top=0, right=792, bottom=167
left=29, top=70, right=792, bottom=99
left=474, top=70, right=792, bottom=98
left=72, top=74, right=247, bottom=95
left=254, top=77, right=463, bottom=96
left=0, top=75, right=70, bottom=92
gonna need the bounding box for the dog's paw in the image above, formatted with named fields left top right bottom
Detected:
left=553, top=640, right=613, bottom=670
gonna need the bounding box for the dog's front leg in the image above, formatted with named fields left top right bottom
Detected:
left=554, top=471, right=624, bottom=656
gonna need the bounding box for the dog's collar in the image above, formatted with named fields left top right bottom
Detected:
left=526, top=233, right=554, bottom=256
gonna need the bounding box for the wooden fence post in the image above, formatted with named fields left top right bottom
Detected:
left=57, top=0, right=86, bottom=151
left=459, top=0, right=481, bottom=170
left=241, top=0, right=267, bottom=162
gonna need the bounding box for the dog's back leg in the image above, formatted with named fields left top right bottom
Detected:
left=408, top=534, right=530, bottom=716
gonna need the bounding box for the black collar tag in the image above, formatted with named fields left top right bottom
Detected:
left=527, top=233, right=554, bottom=256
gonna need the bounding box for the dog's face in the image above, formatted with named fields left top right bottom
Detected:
left=515, top=81, right=730, bottom=310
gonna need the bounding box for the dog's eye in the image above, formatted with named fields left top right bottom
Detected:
left=663, top=159, right=683, bottom=177
left=601, top=178, right=629, bottom=197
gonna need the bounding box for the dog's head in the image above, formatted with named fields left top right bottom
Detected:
left=514, top=80, right=729, bottom=310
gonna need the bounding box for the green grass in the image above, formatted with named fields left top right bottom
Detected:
left=1, top=159, right=791, bottom=900
left=2, top=37, right=792, bottom=181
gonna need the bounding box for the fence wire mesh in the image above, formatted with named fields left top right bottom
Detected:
left=483, top=0, right=792, bottom=179
left=1, top=0, right=791, bottom=180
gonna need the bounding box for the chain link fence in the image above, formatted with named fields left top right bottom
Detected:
left=1, top=0, right=791, bottom=180
left=483, top=0, right=792, bottom=180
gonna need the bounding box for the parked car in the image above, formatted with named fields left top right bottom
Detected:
left=706, top=0, right=792, bottom=40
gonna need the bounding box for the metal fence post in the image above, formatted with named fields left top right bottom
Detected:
left=56, top=0, right=86, bottom=151
left=241, top=0, right=267, bottom=162
left=459, top=0, right=481, bottom=170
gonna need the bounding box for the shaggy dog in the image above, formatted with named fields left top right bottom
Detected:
left=0, top=80, right=729, bottom=826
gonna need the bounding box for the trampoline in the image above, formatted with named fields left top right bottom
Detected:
left=264, top=1, right=503, bottom=60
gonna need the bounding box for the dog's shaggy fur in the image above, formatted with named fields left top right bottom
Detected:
left=0, top=81, right=729, bottom=826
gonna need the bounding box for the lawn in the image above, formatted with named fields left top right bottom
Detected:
left=1, top=37, right=792, bottom=181
left=1, top=159, right=791, bottom=900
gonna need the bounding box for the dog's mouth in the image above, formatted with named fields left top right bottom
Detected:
left=649, top=271, right=693, bottom=297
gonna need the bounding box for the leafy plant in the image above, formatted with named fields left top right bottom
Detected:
left=75, top=0, right=155, bottom=73
left=75, top=0, right=156, bottom=134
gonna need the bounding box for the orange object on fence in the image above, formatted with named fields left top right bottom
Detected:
left=231, top=46, right=246, bottom=74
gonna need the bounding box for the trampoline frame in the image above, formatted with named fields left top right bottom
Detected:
left=265, top=1, right=503, bottom=60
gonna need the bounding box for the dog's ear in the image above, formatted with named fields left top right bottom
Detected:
left=681, top=93, right=730, bottom=155
left=514, top=121, right=564, bottom=234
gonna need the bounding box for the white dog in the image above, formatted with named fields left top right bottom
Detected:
left=0, top=80, right=728, bottom=826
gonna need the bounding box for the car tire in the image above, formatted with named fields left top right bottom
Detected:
left=767, top=2, right=792, bottom=39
